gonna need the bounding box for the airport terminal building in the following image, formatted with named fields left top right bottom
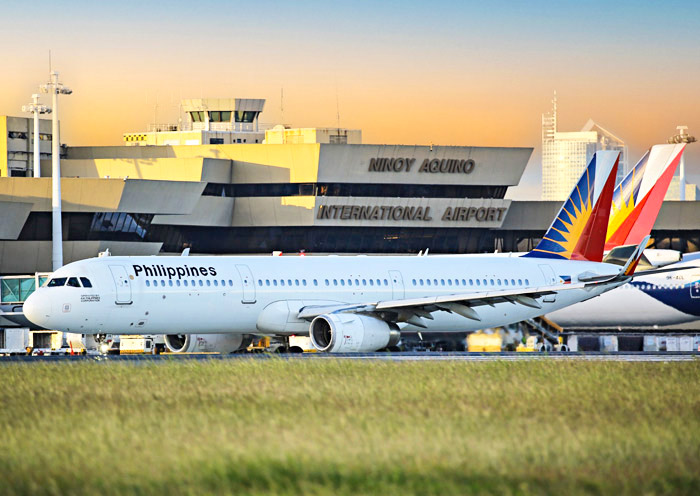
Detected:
left=1, top=98, right=699, bottom=274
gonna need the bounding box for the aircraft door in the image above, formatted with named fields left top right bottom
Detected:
left=538, top=264, right=557, bottom=303
left=389, top=270, right=405, bottom=299
left=109, top=265, right=132, bottom=305
left=236, top=265, right=256, bottom=304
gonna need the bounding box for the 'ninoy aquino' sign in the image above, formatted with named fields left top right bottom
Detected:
left=368, top=157, right=475, bottom=174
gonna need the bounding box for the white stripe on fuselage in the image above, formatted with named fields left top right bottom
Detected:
left=25, top=255, right=621, bottom=335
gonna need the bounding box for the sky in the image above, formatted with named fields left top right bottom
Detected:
left=2, top=0, right=699, bottom=198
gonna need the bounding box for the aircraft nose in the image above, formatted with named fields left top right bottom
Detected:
left=23, top=292, right=50, bottom=328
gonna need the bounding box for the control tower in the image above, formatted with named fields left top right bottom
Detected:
left=124, top=98, right=266, bottom=146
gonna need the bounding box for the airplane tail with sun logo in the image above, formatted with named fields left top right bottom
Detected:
left=524, top=150, right=620, bottom=262
left=605, top=143, right=686, bottom=251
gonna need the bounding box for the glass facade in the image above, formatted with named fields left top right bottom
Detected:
left=541, top=99, right=627, bottom=200
left=203, top=183, right=508, bottom=199
left=19, top=213, right=154, bottom=242
left=1, top=275, right=47, bottom=303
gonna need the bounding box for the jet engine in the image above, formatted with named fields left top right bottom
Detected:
left=164, top=333, right=251, bottom=354
left=309, top=314, right=400, bottom=353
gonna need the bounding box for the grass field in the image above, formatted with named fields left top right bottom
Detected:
left=1, top=359, right=699, bottom=495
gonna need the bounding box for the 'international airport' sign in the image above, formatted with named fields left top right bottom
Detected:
left=315, top=199, right=510, bottom=228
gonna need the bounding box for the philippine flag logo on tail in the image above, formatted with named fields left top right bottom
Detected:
left=559, top=275, right=572, bottom=285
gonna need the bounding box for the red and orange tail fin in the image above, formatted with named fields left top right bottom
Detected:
left=524, top=151, right=619, bottom=262
left=605, top=144, right=686, bottom=250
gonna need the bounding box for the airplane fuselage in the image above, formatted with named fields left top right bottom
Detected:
left=24, top=254, right=622, bottom=336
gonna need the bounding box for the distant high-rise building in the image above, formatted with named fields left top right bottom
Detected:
left=541, top=94, right=627, bottom=200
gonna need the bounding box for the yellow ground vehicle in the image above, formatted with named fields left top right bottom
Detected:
left=467, top=331, right=503, bottom=352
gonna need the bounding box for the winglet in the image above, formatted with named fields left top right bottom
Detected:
left=524, top=150, right=619, bottom=262
left=621, top=236, right=651, bottom=276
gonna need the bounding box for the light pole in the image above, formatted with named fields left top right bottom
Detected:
left=667, top=126, right=696, bottom=201
left=22, top=94, right=51, bottom=178
left=40, top=71, right=72, bottom=271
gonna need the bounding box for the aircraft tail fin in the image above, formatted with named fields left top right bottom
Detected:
left=524, top=150, right=619, bottom=262
left=605, top=144, right=686, bottom=250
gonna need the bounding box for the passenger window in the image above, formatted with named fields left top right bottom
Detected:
left=333, top=279, right=338, bottom=286
left=184, top=280, right=188, bottom=287
left=432, top=279, right=437, bottom=286
left=295, top=279, right=300, bottom=286
left=198, top=280, right=203, bottom=286
left=468, top=279, right=473, bottom=285
left=281, top=280, right=285, bottom=286
left=476, top=280, right=481, bottom=286
left=419, top=279, right=423, bottom=286
left=384, top=279, right=389, bottom=286
left=313, top=279, right=318, bottom=286
left=67, top=277, right=80, bottom=288
left=440, top=279, right=445, bottom=286
left=303, top=280, right=307, bottom=286
left=213, top=280, right=218, bottom=287
left=511, top=279, right=515, bottom=285
left=273, top=280, right=277, bottom=286
left=355, top=279, right=359, bottom=286
left=176, top=280, right=181, bottom=287
left=287, top=279, right=292, bottom=286
left=427, top=279, right=431, bottom=286
left=412, top=279, right=417, bottom=285
left=80, top=277, right=92, bottom=288
left=266, top=280, right=270, bottom=286
left=229, top=280, right=233, bottom=286
left=146, top=280, right=151, bottom=287
left=497, top=279, right=501, bottom=285
left=206, top=280, right=211, bottom=287
left=504, top=279, right=508, bottom=286
left=341, top=280, right=345, bottom=286
left=258, top=279, right=262, bottom=286
left=369, top=280, right=374, bottom=286
left=325, top=279, right=330, bottom=286
left=362, top=279, right=367, bottom=285
left=169, top=280, right=174, bottom=287
left=490, top=279, right=494, bottom=285
left=483, top=279, right=487, bottom=285
left=161, top=280, right=166, bottom=287
left=447, top=279, right=452, bottom=285
left=525, top=279, right=529, bottom=285
left=153, top=280, right=158, bottom=286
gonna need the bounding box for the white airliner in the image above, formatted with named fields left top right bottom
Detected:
left=547, top=255, right=700, bottom=330
left=544, top=143, right=700, bottom=330
left=22, top=150, right=651, bottom=353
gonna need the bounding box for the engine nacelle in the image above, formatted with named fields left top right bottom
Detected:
left=164, top=333, right=250, bottom=354
left=309, top=314, right=400, bottom=353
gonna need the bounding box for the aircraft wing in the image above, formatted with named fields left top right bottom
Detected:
left=298, top=240, right=654, bottom=328
left=297, top=282, right=589, bottom=327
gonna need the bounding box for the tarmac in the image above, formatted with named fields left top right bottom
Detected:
left=1, top=351, right=698, bottom=363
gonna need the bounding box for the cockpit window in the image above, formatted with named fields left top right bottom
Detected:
left=67, top=277, right=81, bottom=288
left=47, top=277, right=67, bottom=287
left=80, top=277, right=92, bottom=288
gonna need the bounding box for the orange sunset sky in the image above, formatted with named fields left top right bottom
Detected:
left=2, top=1, right=699, bottom=197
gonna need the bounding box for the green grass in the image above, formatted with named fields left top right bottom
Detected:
left=0, top=359, right=699, bottom=495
